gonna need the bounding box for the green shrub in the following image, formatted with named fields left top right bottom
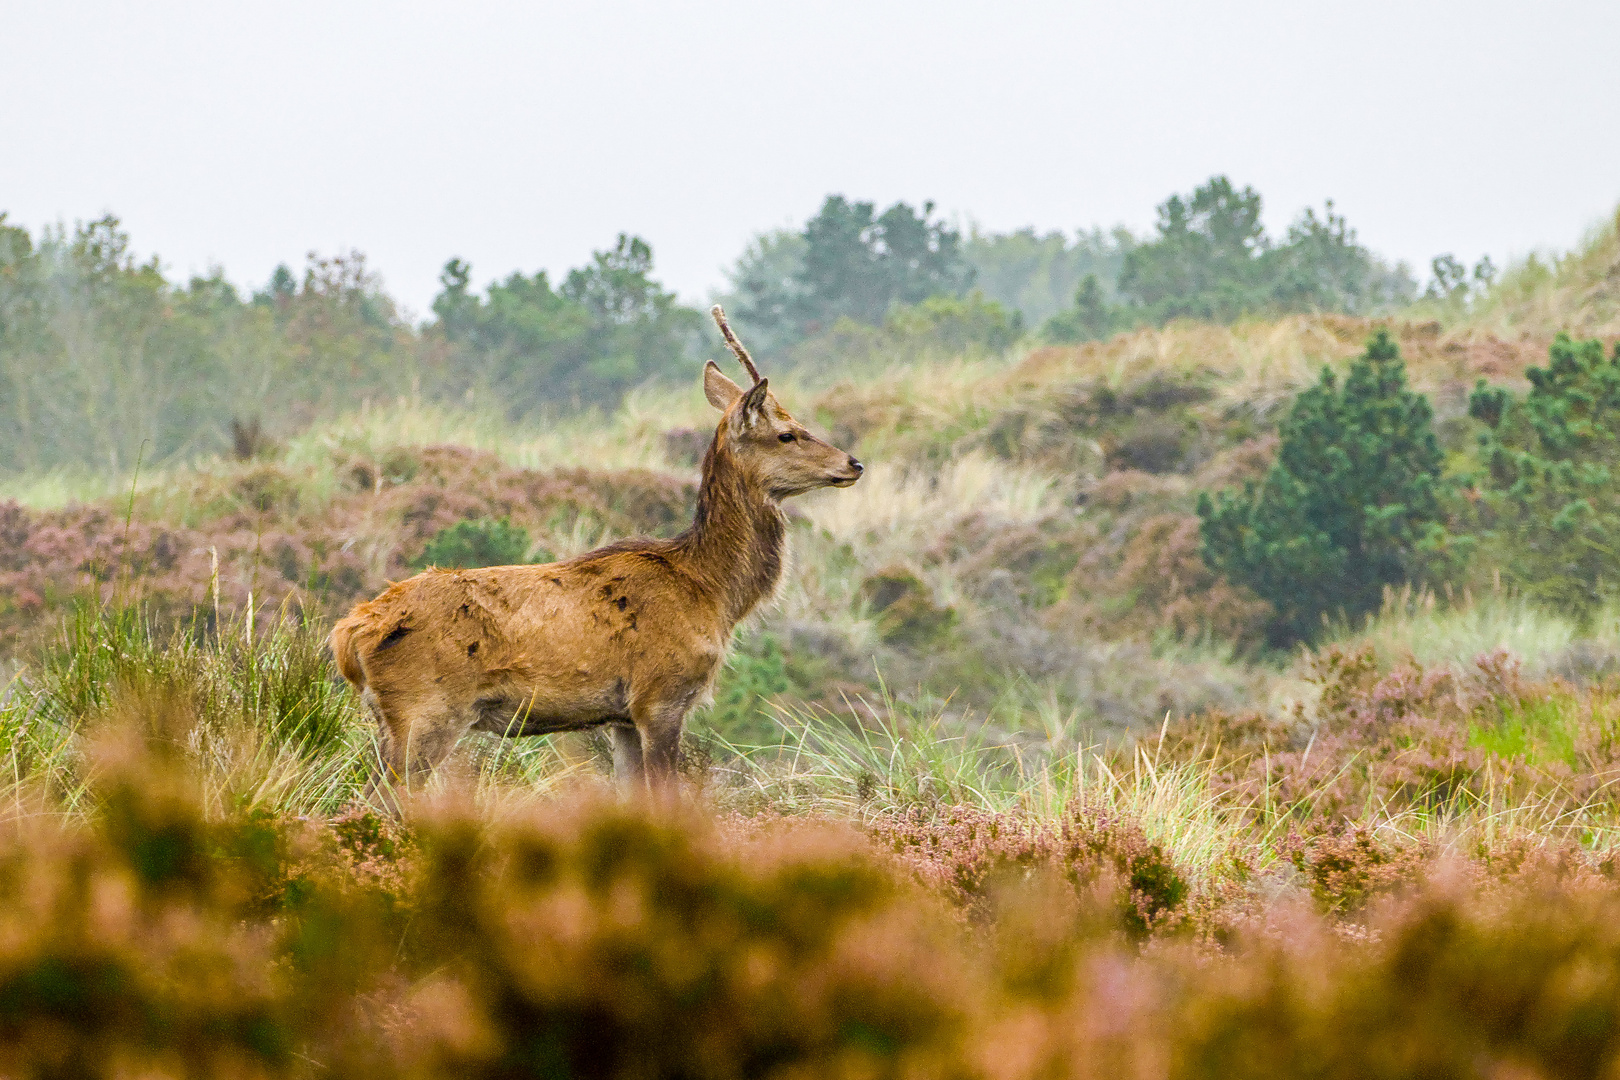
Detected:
left=413, top=518, right=537, bottom=570
left=880, top=291, right=1023, bottom=355
left=860, top=567, right=958, bottom=647
left=696, top=631, right=794, bottom=746
left=1197, top=330, right=1449, bottom=643
left=1042, top=273, right=1117, bottom=342
left=1469, top=334, right=1620, bottom=616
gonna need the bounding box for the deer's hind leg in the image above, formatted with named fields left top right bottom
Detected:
left=629, top=692, right=697, bottom=803
left=610, top=724, right=645, bottom=793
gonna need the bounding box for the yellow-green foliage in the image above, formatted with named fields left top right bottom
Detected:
left=1461, top=204, right=1620, bottom=338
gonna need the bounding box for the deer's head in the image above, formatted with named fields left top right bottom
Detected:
left=703, top=307, right=863, bottom=501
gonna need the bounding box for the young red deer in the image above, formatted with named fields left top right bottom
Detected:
left=330, top=306, right=862, bottom=805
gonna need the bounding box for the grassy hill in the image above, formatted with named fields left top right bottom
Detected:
left=1, top=306, right=1609, bottom=751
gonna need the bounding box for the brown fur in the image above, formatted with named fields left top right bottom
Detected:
left=330, top=359, right=861, bottom=806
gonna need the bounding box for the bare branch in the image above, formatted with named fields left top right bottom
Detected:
left=710, top=304, right=762, bottom=385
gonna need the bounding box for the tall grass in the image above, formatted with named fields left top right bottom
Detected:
left=721, top=695, right=1275, bottom=885
left=2, top=602, right=371, bottom=819
left=1460, top=202, right=1620, bottom=338
left=1337, top=584, right=1620, bottom=675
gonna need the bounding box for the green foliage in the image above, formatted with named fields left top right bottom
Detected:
left=0, top=214, right=418, bottom=475
left=1118, top=176, right=1269, bottom=323
left=1467, top=693, right=1578, bottom=767
left=1198, top=331, right=1447, bottom=643
left=1269, top=202, right=1418, bottom=314
left=963, top=226, right=1130, bottom=326
left=1040, top=178, right=1416, bottom=337
left=1425, top=252, right=1498, bottom=305
left=32, top=603, right=359, bottom=764
left=860, top=567, right=958, bottom=647
left=878, top=291, right=1023, bottom=355
left=728, top=196, right=974, bottom=347
left=714, top=229, right=809, bottom=353
left=1468, top=334, right=1620, bottom=614
left=696, top=631, right=794, bottom=746
left=788, top=292, right=1022, bottom=373
left=413, top=518, right=537, bottom=570
left=1042, top=273, right=1116, bottom=342
left=433, top=234, right=702, bottom=411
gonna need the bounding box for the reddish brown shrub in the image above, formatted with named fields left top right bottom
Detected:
left=0, top=453, right=697, bottom=652
left=1052, top=513, right=1272, bottom=645
left=865, top=804, right=1195, bottom=941
left=1281, top=823, right=1433, bottom=913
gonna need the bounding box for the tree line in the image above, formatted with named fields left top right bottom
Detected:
left=1, top=179, right=1476, bottom=473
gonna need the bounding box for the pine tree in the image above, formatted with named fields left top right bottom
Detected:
left=1469, top=334, right=1620, bottom=616
left=1198, top=330, right=1446, bottom=643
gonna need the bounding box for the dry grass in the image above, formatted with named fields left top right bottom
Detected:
left=1461, top=203, right=1620, bottom=339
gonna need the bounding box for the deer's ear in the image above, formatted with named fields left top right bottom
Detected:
left=704, top=361, right=744, bottom=411
left=728, top=378, right=771, bottom=435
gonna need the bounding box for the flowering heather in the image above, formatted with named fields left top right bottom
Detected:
left=1149, top=641, right=1620, bottom=830
left=0, top=446, right=695, bottom=652
left=4, top=724, right=1620, bottom=1078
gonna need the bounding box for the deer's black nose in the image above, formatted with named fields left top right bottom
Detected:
left=848, top=456, right=863, bottom=474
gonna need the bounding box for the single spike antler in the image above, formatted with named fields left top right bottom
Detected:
left=710, top=304, right=762, bottom=385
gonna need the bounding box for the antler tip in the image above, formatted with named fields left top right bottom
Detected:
left=709, top=303, right=762, bottom=384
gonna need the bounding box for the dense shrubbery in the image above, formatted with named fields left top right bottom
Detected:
left=0, top=218, right=704, bottom=474
left=694, top=630, right=795, bottom=746
left=1469, top=333, right=1620, bottom=615
left=0, top=179, right=1449, bottom=476
left=413, top=517, right=539, bottom=570
left=0, top=445, right=695, bottom=652
left=719, top=178, right=1421, bottom=357
left=8, top=662, right=1620, bottom=1077
left=1198, top=330, right=1449, bottom=643
left=0, top=215, right=418, bottom=473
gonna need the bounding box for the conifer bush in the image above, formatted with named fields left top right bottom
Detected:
left=413, top=517, right=537, bottom=570
left=1469, top=333, right=1620, bottom=615
left=1197, top=330, right=1448, bottom=643
left=696, top=631, right=794, bottom=746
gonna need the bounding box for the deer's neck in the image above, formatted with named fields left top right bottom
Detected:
left=677, top=441, right=786, bottom=629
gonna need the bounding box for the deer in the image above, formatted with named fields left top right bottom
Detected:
left=330, top=306, right=863, bottom=808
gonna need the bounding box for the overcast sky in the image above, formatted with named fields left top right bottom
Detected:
left=3, top=0, right=1618, bottom=318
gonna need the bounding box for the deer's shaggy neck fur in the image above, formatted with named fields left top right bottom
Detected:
left=674, top=434, right=786, bottom=628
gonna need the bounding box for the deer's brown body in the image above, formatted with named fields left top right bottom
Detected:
left=331, top=314, right=860, bottom=801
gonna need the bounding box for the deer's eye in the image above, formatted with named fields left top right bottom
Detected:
left=778, top=432, right=796, bottom=443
